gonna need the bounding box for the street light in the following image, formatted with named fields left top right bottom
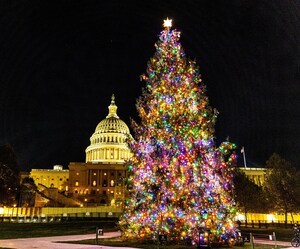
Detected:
left=197, top=226, right=210, bottom=249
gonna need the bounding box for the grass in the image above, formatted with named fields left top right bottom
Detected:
left=240, top=227, right=293, bottom=242
left=0, top=219, right=118, bottom=239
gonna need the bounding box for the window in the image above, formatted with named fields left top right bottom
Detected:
left=75, top=180, right=79, bottom=186
left=92, top=180, right=97, bottom=186
left=102, top=179, right=107, bottom=187
left=110, top=180, right=115, bottom=187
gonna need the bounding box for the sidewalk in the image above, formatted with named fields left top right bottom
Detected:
left=0, top=231, right=140, bottom=249
left=0, top=231, right=294, bottom=249
left=254, top=238, right=292, bottom=247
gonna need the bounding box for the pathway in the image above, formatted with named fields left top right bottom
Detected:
left=0, top=231, right=296, bottom=249
left=0, top=231, right=140, bottom=249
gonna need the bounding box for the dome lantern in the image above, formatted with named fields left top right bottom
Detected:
left=107, top=94, right=119, bottom=118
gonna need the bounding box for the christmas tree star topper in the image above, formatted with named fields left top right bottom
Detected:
left=163, top=18, right=172, bottom=28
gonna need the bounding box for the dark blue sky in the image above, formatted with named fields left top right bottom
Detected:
left=0, top=0, right=299, bottom=171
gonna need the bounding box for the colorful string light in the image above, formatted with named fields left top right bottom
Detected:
left=119, top=19, right=237, bottom=245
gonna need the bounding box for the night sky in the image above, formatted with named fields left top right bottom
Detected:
left=0, top=0, right=299, bottom=171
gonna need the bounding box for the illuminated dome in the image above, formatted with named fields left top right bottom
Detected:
left=95, top=111, right=130, bottom=135
left=85, top=95, right=132, bottom=163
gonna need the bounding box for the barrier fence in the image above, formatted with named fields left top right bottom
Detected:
left=1, top=207, right=299, bottom=226
left=239, top=220, right=297, bottom=229
left=0, top=212, right=121, bottom=223
left=0, top=206, right=122, bottom=223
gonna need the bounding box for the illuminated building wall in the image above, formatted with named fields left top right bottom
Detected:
left=30, top=165, right=69, bottom=191
left=239, top=167, right=267, bottom=186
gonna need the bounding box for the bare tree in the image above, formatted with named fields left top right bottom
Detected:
left=0, top=144, right=19, bottom=206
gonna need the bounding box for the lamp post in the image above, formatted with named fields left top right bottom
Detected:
left=197, top=226, right=210, bottom=249
left=157, top=193, right=162, bottom=249
left=197, top=226, right=204, bottom=249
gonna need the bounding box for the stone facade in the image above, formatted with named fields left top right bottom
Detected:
left=239, top=167, right=266, bottom=186
left=30, top=165, right=69, bottom=190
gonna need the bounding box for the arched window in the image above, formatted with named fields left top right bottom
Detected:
left=110, top=180, right=115, bottom=187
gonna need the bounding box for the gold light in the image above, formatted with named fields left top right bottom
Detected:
left=163, top=18, right=172, bottom=28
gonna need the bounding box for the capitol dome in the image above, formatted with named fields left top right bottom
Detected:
left=85, top=95, right=132, bottom=163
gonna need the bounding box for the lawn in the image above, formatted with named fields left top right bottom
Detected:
left=0, top=219, right=118, bottom=239
left=240, top=227, right=294, bottom=242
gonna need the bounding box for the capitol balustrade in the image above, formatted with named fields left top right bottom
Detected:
left=0, top=206, right=122, bottom=223
left=1, top=207, right=300, bottom=226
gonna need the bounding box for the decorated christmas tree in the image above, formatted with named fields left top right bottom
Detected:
left=120, top=19, right=237, bottom=245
